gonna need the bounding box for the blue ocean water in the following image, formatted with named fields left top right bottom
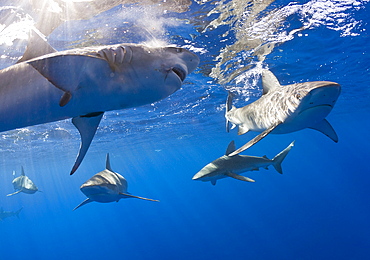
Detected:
left=0, top=0, right=369, bottom=259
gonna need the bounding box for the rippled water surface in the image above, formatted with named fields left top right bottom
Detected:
left=0, top=1, right=369, bottom=259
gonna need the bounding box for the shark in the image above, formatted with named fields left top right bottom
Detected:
left=0, top=29, right=199, bottom=175
left=192, top=140, right=294, bottom=185
left=225, top=69, right=341, bottom=156
left=7, top=167, right=40, bottom=196
left=0, top=207, right=23, bottom=221
left=73, top=154, right=159, bottom=210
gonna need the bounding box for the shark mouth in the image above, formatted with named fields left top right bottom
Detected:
left=171, top=67, right=186, bottom=82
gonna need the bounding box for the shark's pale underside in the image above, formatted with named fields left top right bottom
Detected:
left=226, top=69, right=341, bottom=156
left=0, top=30, right=199, bottom=174
left=193, top=140, right=294, bottom=185
left=74, top=153, right=159, bottom=210
left=7, top=167, right=39, bottom=196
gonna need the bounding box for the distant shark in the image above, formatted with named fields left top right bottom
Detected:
left=0, top=29, right=199, bottom=175
left=0, top=207, right=23, bottom=221
left=7, top=167, right=40, bottom=196
left=193, top=140, right=294, bottom=185
left=225, top=69, right=340, bottom=156
left=74, top=154, right=159, bottom=210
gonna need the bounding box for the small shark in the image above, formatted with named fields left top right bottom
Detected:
left=7, top=167, right=39, bottom=196
left=193, top=140, right=294, bottom=185
left=0, top=207, right=23, bottom=221
left=225, top=69, right=340, bottom=156
left=73, top=154, right=159, bottom=210
left=0, top=29, right=199, bottom=175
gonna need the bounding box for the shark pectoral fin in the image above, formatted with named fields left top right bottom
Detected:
left=119, top=193, right=159, bottom=202
left=229, top=121, right=282, bottom=156
left=238, top=124, right=250, bottom=135
left=309, top=119, right=338, bottom=143
left=6, top=190, right=22, bottom=197
left=73, top=198, right=93, bottom=211
left=226, top=172, right=255, bottom=183
left=29, top=55, right=109, bottom=104
left=70, top=112, right=104, bottom=175
left=17, top=28, right=56, bottom=63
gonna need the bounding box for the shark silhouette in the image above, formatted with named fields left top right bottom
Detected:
left=7, top=167, right=39, bottom=196
left=226, top=69, right=340, bottom=156
left=0, top=29, right=199, bottom=174
left=74, top=154, right=159, bottom=210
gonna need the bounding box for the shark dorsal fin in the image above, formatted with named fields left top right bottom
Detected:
left=17, top=28, right=56, bottom=63
left=21, top=166, right=25, bottom=176
left=262, top=69, right=281, bottom=95
left=225, top=141, right=236, bottom=155
left=106, top=153, right=112, bottom=171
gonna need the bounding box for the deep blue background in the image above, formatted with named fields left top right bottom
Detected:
left=0, top=1, right=369, bottom=259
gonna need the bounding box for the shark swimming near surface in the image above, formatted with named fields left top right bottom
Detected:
left=0, top=29, right=199, bottom=175
left=0, top=207, right=23, bottom=221
left=7, top=167, right=40, bottom=196
left=193, top=140, right=294, bottom=185
left=225, top=69, right=341, bottom=156
left=74, top=153, right=159, bottom=210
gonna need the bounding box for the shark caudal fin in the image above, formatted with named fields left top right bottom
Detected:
left=272, top=141, right=295, bottom=174
left=225, top=92, right=234, bottom=132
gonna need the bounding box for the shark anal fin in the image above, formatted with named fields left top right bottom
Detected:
left=229, top=121, right=282, bottom=156
left=226, top=172, right=255, bottom=183
left=6, top=190, right=22, bottom=197
left=119, top=192, right=159, bottom=202
left=70, top=112, right=104, bottom=175
left=73, top=198, right=93, bottom=211
left=309, top=119, right=338, bottom=143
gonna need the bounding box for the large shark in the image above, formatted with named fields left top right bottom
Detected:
left=0, top=29, right=199, bottom=174
left=0, top=207, right=23, bottom=221
left=7, top=167, right=40, bottom=196
left=225, top=69, right=340, bottom=156
left=74, top=154, right=159, bottom=210
left=193, top=140, right=294, bottom=185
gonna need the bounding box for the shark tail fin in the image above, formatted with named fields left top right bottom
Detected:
left=225, top=92, right=234, bottom=132
left=15, top=207, right=23, bottom=218
left=73, top=198, right=93, bottom=211
left=272, top=141, right=295, bottom=174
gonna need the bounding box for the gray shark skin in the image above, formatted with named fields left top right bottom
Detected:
left=7, top=167, right=39, bottom=196
left=225, top=69, right=340, bottom=156
left=193, top=140, right=294, bottom=185
left=0, top=207, right=23, bottom=221
left=0, top=29, right=199, bottom=175
left=73, top=154, right=159, bottom=210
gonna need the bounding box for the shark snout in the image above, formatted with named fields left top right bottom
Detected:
left=306, top=81, right=341, bottom=107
